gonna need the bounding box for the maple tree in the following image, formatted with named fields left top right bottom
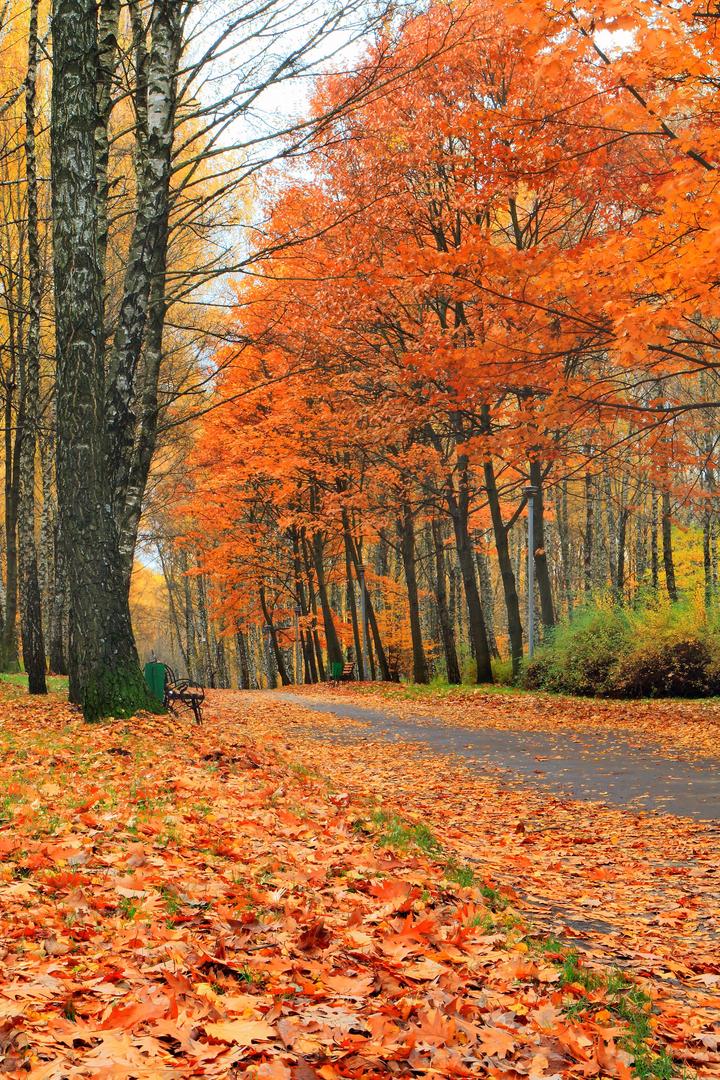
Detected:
left=174, top=0, right=720, bottom=691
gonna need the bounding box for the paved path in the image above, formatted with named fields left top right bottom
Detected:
left=276, top=693, right=719, bottom=820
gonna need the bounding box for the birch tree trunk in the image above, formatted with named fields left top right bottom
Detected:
left=17, top=0, right=47, bottom=694
left=51, top=0, right=157, bottom=719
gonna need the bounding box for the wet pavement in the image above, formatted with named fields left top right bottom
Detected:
left=276, top=693, right=720, bottom=821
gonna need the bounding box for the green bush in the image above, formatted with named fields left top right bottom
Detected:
left=521, top=599, right=720, bottom=699
left=523, top=606, right=632, bottom=696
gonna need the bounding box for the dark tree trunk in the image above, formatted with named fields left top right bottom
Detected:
left=446, top=460, right=493, bottom=684
left=259, top=587, right=290, bottom=686
left=603, top=470, right=618, bottom=592
left=302, top=544, right=326, bottom=682
left=311, top=532, right=343, bottom=669
left=529, top=461, right=555, bottom=629
left=617, top=508, right=630, bottom=597
left=484, top=457, right=522, bottom=674
left=215, top=636, right=230, bottom=688
left=555, top=480, right=573, bottom=618
left=661, top=490, right=678, bottom=602
left=343, top=522, right=390, bottom=680
left=48, top=520, right=68, bottom=675
left=431, top=516, right=461, bottom=684
left=290, top=527, right=316, bottom=683
left=235, top=627, right=251, bottom=689
left=2, top=365, right=20, bottom=672
left=704, top=512, right=713, bottom=608
left=17, top=0, right=47, bottom=695
left=51, top=0, right=154, bottom=719
left=397, top=502, right=428, bottom=684
left=583, top=465, right=594, bottom=599
left=344, top=534, right=362, bottom=671
left=650, top=489, right=659, bottom=591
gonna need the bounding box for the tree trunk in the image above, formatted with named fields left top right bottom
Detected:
left=555, top=480, right=573, bottom=618
left=51, top=0, right=154, bottom=719
left=259, top=587, right=290, bottom=686
left=529, top=460, right=555, bottom=629
left=617, top=508, right=630, bottom=597
left=344, top=534, right=362, bottom=671
left=309, top=532, right=343, bottom=669
left=661, top=489, right=678, bottom=602
left=215, top=635, right=230, bottom=688
left=342, top=522, right=390, bottom=680
left=583, top=464, right=594, bottom=599
left=447, top=461, right=493, bottom=684
left=2, top=363, right=20, bottom=671
left=235, top=626, right=251, bottom=689
left=484, top=457, right=522, bottom=673
left=650, top=489, right=659, bottom=591
left=17, top=0, right=47, bottom=695
left=302, top=541, right=326, bottom=681
left=397, top=502, right=428, bottom=684
left=431, top=516, right=461, bottom=684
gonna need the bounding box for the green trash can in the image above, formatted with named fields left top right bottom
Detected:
left=144, top=661, right=166, bottom=702
left=330, top=660, right=343, bottom=681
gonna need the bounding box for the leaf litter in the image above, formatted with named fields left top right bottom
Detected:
left=0, top=686, right=716, bottom=1078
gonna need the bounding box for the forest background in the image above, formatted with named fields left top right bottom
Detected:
left=1, top=0, right=720, bottom=712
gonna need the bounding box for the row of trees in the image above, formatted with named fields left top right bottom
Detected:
left=177, top=0, right=720, bottom=687
left=0, top=0, right=398, bottom=714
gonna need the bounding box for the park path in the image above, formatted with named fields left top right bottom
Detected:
left=274, top=691, right=719, bottom=820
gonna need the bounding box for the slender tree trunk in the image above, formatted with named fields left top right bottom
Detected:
left=617, top=509, right=630, bottom=597
left=344, top=535, right=362, bottom=670
left=235, top=626, right=251, bottom=689
left=484, top=458, right=522, bottom=673
left=529, top=460, right=555, bottom=629
left=157, top=546, right=189, bottom=673
left=2, top=365, right=20, bottom=671
left=447, top=464, right=493, bottom=684
left=196, top=570, right=215, bottom=684
left=661, top=489, right=678, bottom=602
left=342, top=521, right=390, bottom=680
left=215, top=635, right=230, bottom=688
left=259, top=587, right=290, bottom=686
left=310, top=532, right=343, bottom=668
left=17, top=0, right=47, bottom=694
left=603, top=470, right=618, bottom=592
left=431, top=516, right=461, bottom=684
left=555, top=480, right=573, bottom=617
left=48, top=520, right=68, bottom=674
left=583, top=463, right=594, bottom=599
left=475, top=542, right=500, bottom=660
left=397, top=502, right=428, bottom=684
left=650, top=489, right=659, bottom=591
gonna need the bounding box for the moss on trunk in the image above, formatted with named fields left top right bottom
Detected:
left=82, top=662, right=164, bottom=723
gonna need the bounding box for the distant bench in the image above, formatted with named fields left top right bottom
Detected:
left=329, top=661, right=355, bottom=686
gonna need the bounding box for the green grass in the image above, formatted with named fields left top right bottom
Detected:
left=532, top=937, right=682, bottom=1079
left=0, top=672, right=69, bottom=694
left=369, top=809, right=442, bottom=854
left=362, top=679, right=523, bottom=701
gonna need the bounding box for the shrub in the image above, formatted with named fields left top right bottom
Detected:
left=522, top=598, right=720, bottom=699
left=610, top=634, right=715, bottom=698
left=522, top=606, right=632, bottom=696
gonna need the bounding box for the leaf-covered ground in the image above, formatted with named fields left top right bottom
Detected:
left=0, top=687, right=717, bottom=1078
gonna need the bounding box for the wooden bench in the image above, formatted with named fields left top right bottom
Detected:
left=329, top=661, right=355, bottom=686
left=163, top=665, right=205, bottom=724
